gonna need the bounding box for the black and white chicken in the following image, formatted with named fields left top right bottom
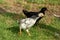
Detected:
left=19, top=7, right=47, bottom=36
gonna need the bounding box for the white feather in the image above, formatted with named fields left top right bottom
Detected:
left=20, top=17, right=39, bottom=30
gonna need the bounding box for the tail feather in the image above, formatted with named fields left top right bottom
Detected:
left=23, top=10, right=29, bottom=17
left=23, top=10, right=28, bottom=13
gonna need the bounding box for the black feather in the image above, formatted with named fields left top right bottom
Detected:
left=23, top=7, right=47, bottom=23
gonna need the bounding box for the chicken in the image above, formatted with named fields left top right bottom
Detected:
left=19, top=7, right=47, bottom=36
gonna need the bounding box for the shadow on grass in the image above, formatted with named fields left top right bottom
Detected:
left=7, top=23, right=60, bottom=39
left=7, top=26, right=19, bottom=34
left=0, top=7, right=24, bottom=20
left=36, top=23, right=60, bottom=39
left=39, top=24, right=60, bottom=33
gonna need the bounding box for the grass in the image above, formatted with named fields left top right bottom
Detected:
left=26, top=0, right=60, bottom=5
left=0, top=0, right=4, bottom=4
left=0, top=0, right=60, bottom=40
left=0, top=12, right=60, bottom=40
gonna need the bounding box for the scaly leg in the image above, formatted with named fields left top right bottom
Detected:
left=18, top=27, right=22, bottom=35
left=26, top=29, right=31, bottom=36
left=20, top=27, right=22, bottom=35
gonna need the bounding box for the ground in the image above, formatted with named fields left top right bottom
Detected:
left=0, top=0, right=60, bottom=40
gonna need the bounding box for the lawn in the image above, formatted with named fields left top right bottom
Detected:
left=0, top=12, right=60, bottom=40
left=0, top=0, right=60, bottom=40
left=26, top=0, right=60, bottom=5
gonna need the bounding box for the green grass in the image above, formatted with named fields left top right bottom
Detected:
left=0, top=12, right=60, bottom=40
left=48, top=0, right=60, bottom=5
left=0, top=0, right=60, bottom=5
left=0, top=0, right=4, bottom=4
left=26, top=0, right=60, bottom=5
left=0, top=0, right=60, bottom=40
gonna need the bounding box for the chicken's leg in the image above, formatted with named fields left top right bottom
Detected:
left=26, top=29, right=31, bottom=36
